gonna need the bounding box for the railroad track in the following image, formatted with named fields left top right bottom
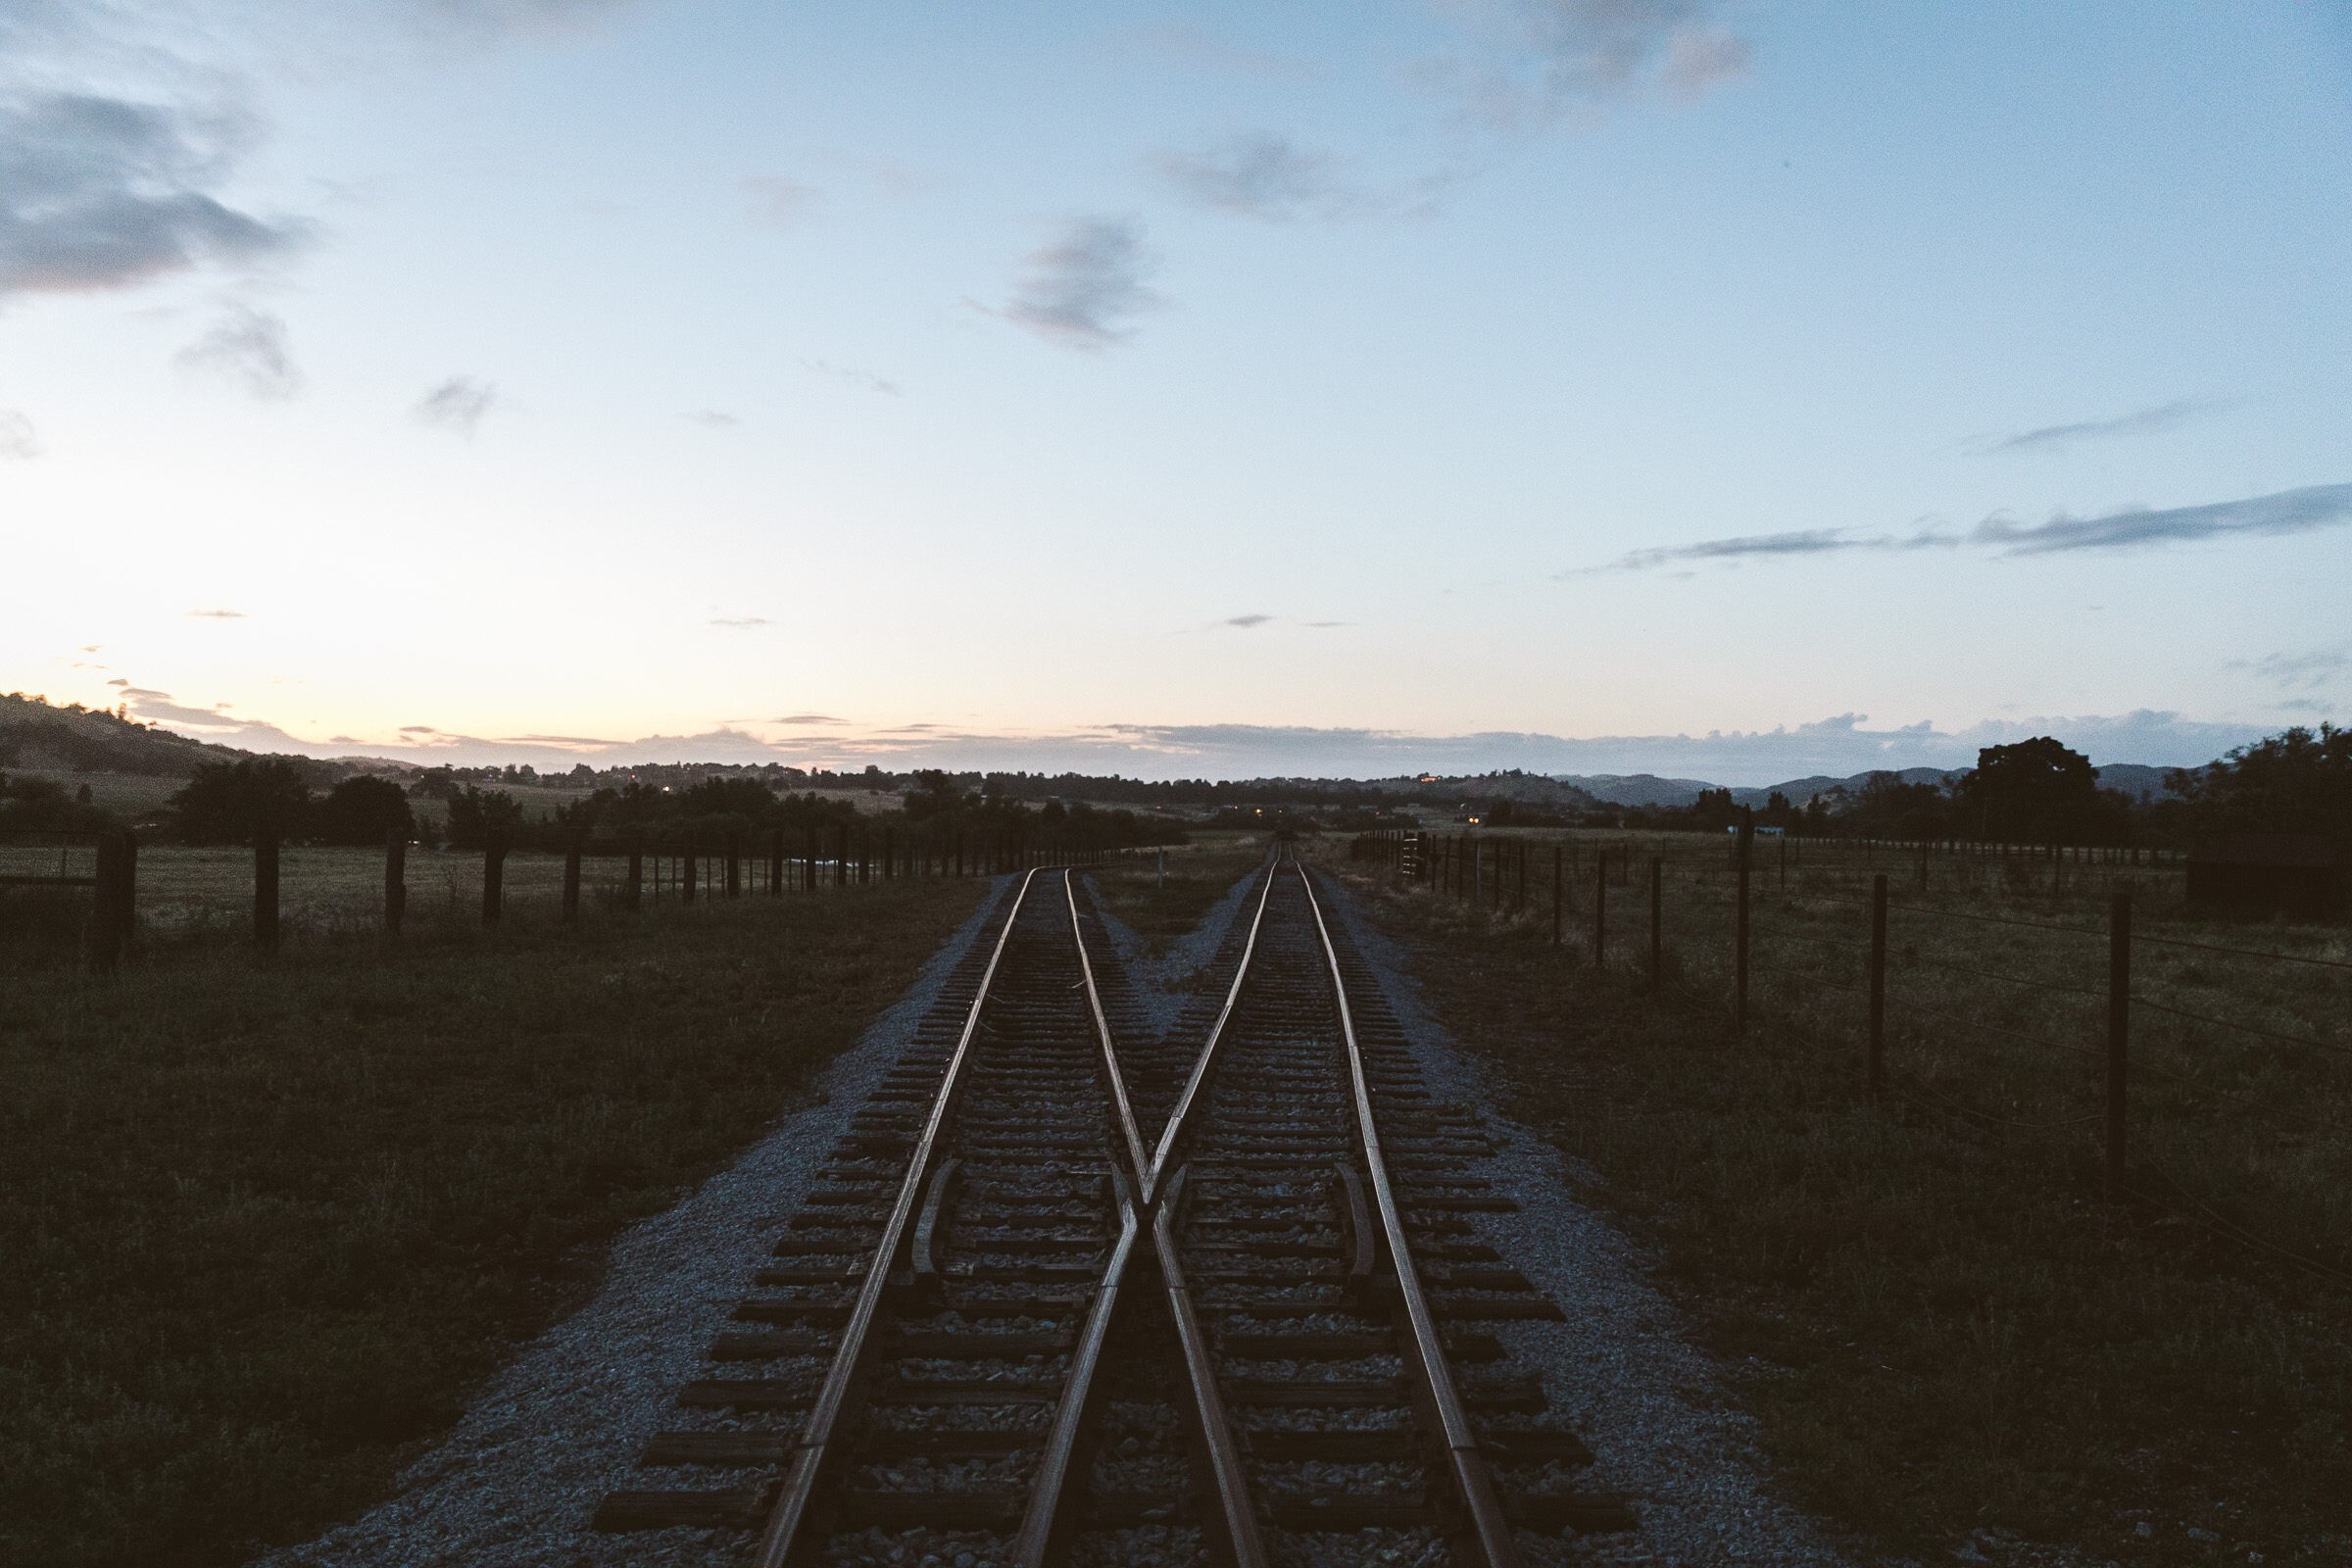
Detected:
left=598, top=851, right=1631, bottom=1566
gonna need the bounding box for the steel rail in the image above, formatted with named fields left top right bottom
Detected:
left=748, top=869, right=1046, bottom=1568
left=1064, top=870, right=1153, bottom=1189
left=1141, top=852, right=1282, bottom=1204
left=1296, top=862, right=1523, bottom=1568
left=1152, top=1165, right=1271, bottom=1568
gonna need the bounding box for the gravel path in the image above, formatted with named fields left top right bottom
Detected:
left=249, top=882, right=1013, bottom=1568
left=1312, top=871, right=1865, bottom=1568
left=1082, top=865, right=1255, bottom=1042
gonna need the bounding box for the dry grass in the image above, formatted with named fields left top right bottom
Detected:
left=0, top=875, right=987, bottom=1568
left=1083, top=831, right=1270, bottom=956
left=1304, top=831, right=2352, bottom=1566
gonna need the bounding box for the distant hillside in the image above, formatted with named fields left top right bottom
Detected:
left=0, top=692, right=246, bottom=776
left=1554, top=773, right=1721, bottom=808
left=1561, top=762, right=2186, bottom=811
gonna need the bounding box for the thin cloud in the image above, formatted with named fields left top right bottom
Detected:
left=1220, top=613, right=1276, bottom=628
left=415, top=375, right=497, bottom=435
left=2237, top=647, right=2350, bottom=691
left=1423, top=0, right=1752, bottom=130
left=0, top=410, right=38, bottom=458
left=684, top=409, right=741, bottom=427
left=1570, top=482, right=2352, bottom=576
left=0, top=92, right=307, bottom=298
left=401, top=0, right=645, bottom=41
left=1154, top=134, right=1359, bottom=221
left=1567, top=526, right=1956, bottom=575
left=1302, top=620, right=1351, bottom=629
left=988, top=217, right=1159, bottom=351
left=187, top=607, right=247, bottom=618
left=501, top=732, right=622, bottom=744
left=742, top=174, right=817, bottom=228
left=773, top=713, right=848, bottom=725
left=803, top=359, right=901, bottom=396
left=399, top=725, right=439, bottom=734
left=1975, top=482, right=2352, bottom=556
left=709, top=616, right=772, bottom=628
left=1980, top=400, right=2201, bottom=455
left=175, top=304, right=301, bottom=399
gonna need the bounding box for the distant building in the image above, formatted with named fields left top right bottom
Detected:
left=2186, top=836, right=2347, bottom=917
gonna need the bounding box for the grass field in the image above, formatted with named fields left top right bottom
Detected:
left=1304, top=830, right=2352, bottom=1566
left=1082, top=831, right=1271, bottom=956
left=0, top=874, right=988, bottom=1568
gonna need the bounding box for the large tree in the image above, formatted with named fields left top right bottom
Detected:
left=168, top=759, right=313, bottom=844
left=312, top=776, right=416, bottom=846
left=1952, top=737, right=2121, bottom=843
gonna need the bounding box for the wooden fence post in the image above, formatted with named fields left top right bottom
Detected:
left=1592, top=849, right=1606, bottom=967
left=89, top=831, right=129, bottom=970
left=563, top=831, right=583, bottom=921
left=624, top=830, right=643, bottom=909
left=1648, top=855, right=1662, bottom=990
left=2106, top=891, right=2132, bottom=1200
left=682, top=837, right=698, bottom=904
left=1867, top=873, right=1887, bottom=1101
left=385, top=826, right=408, bottom=936
left=1735, top=809, right=1754, bottom=1030
left=254, top=828, right=280, bottom=954
left=724, top=835, right=741, bottom=899
left=482, top=827, right=507, bottom=926
left=1550, top=846, right=1562, bottom=947
left=769, top=827, right=785, bottom=896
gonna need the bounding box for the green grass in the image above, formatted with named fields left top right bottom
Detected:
left=1084, top=832, right=1270, bottom=956
left=0, top=876, right=987, bottom=1568
left=1304, top=837, right=2352, bottom=1567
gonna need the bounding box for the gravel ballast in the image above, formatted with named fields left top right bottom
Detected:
left=1312, top=870, right=1858, bottom=1568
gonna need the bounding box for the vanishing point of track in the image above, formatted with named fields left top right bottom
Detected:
left=596, top=851, right=1633, bottom=1566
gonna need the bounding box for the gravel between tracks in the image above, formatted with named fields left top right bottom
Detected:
left=248, top=882, right=1013, bottom=1568
left=1083, top=867, right=1254, bottom=1042
left=1312, top=873, right=1861, bottom=1568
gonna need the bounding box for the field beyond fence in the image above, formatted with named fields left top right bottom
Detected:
left=1341, top=825, right=2352, bottom=1280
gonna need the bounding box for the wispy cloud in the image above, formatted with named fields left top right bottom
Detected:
left=1220, top=613, right=1276, bottom=628
left=1566, top=525, right=1955, bottom=575
left=1421, top=0, right=1752, bottom=130
left=709, top=616, right=772, bottom=628
left=988, top=217, right=1159, bottom=351
left=742, top=174, right=817, bottom=228
left=803, top=359, right=901, bottom=396
left=400, top=0, right=646, bottom=42
left=175, top=304, right=301, bottom=399
left=1974, top=482, right=2352, bottom=556
left=0, top=92, right=308, bottom=298
left=1978, top=400, right=2201, bottom=455
left=1154, top=134, right=1359, bottom=221
left=2235, top=647, right=2350, bottom=691
left=1570, top=482, right=2352, bottom=575
left=415, top=375, right=497, bottom=435
left=684, top=409, right=741, bottom=427
left=187, top=607, right=247, bottom=618
left=773, top=712, right=848, bottom=725
left=0, top=410, right=38, bottom=459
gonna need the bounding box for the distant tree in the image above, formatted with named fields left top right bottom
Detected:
left=443, top=786, right=525, bottom=850
left=408, top=765, right=462, bottom=800
left=2165, top=723, right=2352, bottom=844
left=1952, top=737, right=2124, bottom=843
left=313, top=776, right=416, bottom=846
left=0, top=772, right=115, bottom=831
left=1691, top=788, right=1739, bottom=831
left=168, top=759, right=313, bottom=844
left=902, top=769, right=970, bottom=820
left=679, top=776, right=779, bottom=820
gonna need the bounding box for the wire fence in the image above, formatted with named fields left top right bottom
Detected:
left=1347, top=823, right=2352, bottom=1280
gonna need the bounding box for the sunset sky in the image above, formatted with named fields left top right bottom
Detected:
left=5, top=1, right=2348, bottom=783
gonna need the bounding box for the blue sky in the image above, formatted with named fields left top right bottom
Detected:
left=4, top=1, right=2348, bottom=783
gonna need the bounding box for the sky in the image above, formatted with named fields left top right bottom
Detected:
left=3, top=0, right=2348, bottom=785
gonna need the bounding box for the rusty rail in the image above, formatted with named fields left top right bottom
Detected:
left=748, top=868, right=1048, bottom=1568
left=1297, top=862, right=1523, bottom=1567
